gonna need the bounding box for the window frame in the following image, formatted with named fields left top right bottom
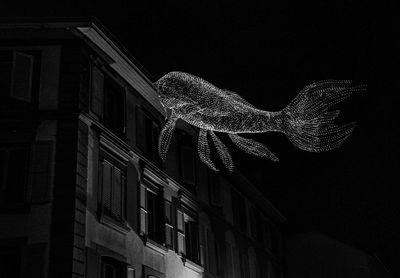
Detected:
left=0, top=48, right=41, bottom=110
left=99, top=149, right=127, bottom=225
left=139, top=179, right=164, bottom=244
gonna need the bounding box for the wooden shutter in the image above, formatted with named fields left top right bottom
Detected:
left=177, top=209, right=185, bottom=254
left=180, top=146, right=195, bottom=185
left=10, top=51, right=33, bottom=102
left=171, top=197, right=178, bottom=251
left=26, top=243, right=46, bottom=278
left=91, top=65, right=104, bottom=117
left=127, top=161, right=139, bottom=231
left=112, top=167, right=122, bottom=218
left=164, top=200, right=173, bottom=248
left=126, top=90, right=137, bottom=147
left=31, top=142, right=53, bottom=204
left=139, top=184, right=147, bottom=235
left=136, top=106, right=146, bottom=152
left=102, top=160, right=112, bottom=213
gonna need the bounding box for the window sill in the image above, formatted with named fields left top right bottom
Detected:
left=145, top=238, right=168, bottom=255
left=183, top=258, right=204, bottom=273
left=98, top=213, right=130, bottom=234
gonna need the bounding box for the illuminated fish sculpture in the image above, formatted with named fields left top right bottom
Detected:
left=155, top=71, right=366, bottom=172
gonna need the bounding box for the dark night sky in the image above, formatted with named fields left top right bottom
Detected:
left=2, top=0, right=399, bottom=275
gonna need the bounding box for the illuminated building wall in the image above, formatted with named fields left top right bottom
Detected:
left=0, top=19, right=285, bottom=278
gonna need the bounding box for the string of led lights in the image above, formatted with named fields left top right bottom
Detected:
left=155, top=71, right=366, bottom=173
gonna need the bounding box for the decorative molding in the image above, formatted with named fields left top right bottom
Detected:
left=99, top=135, right=131, bottom=162
left=166, top=178, right=181, bottom=192
left=143, top=166, right=167, bottom=187
left=145, top=239, right=168, bottom=256
left=184, top=259, right=204, bottom=273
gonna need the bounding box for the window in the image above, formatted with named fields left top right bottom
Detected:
left=104, top=76, right=126, bottom=137
left=179, top=145, right=196, bottom=187
left=101, top=256, right=126, bottom=278
left=271, top=224, right=281, bottom=256
left=262, top=219, right=272, bottom=250
left=250, top=207, right=263, bottom=242
left=100, top=155, right=126, bottom=222
left=209, top=172, right=222, bottom=207
left=90, top=65, right=126, bottom=138
left=231, top=190, right=247, bottom=233
left=136, top=106, right=161, bottom=165
left=0, top=50, right=34, bottom=103
left=184, top=216, right=199, bottom=264
left=139, top=182, right=164, bottom=243
left=0, top=144, right=30, bottom=205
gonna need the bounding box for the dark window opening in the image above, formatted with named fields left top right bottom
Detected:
left=209, top=172, right=222, bottom=207
left=146, top=188, right=164, bottom=244
left=100, top=156, right=126, bottom=222
left=0, top=144, right=30, bottom=205
left=136, top=107, right=161, bottom=166
left=104, top=77, right=126, bottom=137
left=184, top=219, right=199, bottom=264
left=179, top=145, right=196, bottom=187
left=101, top=256, right=126, bottom=278
left=232, top=190, right=247, bottom=233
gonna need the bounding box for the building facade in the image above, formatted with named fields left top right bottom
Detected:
left=0, top=19, right=285, bottom=278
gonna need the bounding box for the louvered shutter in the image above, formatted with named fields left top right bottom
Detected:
left=171, top=197, right=178, bottom=251
left=177, top=209, right=185, bottom=254
left=91, top=66, right=104, bottom=117
left=31, top=142, right=52, bottom=203
left=164, top=200, right=173, bottom=248
left=139, top=184, right=147, bottom=235
left=136, top=106, right=146, bottom=152
left=10, top=51, right=33, bottom=102
left=126, top=161, right=139, bottom=231
left=112, top=167, right=122, bottom=218
left=102, top=160, right=112, bottom=213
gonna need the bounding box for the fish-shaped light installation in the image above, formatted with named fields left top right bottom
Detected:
left=155, top=71, right=366, bottom=173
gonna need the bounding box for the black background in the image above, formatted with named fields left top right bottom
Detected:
left=2, top=0, right=399, bottom=275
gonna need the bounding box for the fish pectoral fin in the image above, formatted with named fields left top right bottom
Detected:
left=210, top=131, right=234, bottom=173
left=228, top=133, right=279, bottom=162
left=198, top=129, right=219, bottom=171
left=158, top=112, right=178, bottom=161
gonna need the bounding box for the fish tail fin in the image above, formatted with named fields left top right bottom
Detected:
left=277, top=80, right=366, bottom=152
